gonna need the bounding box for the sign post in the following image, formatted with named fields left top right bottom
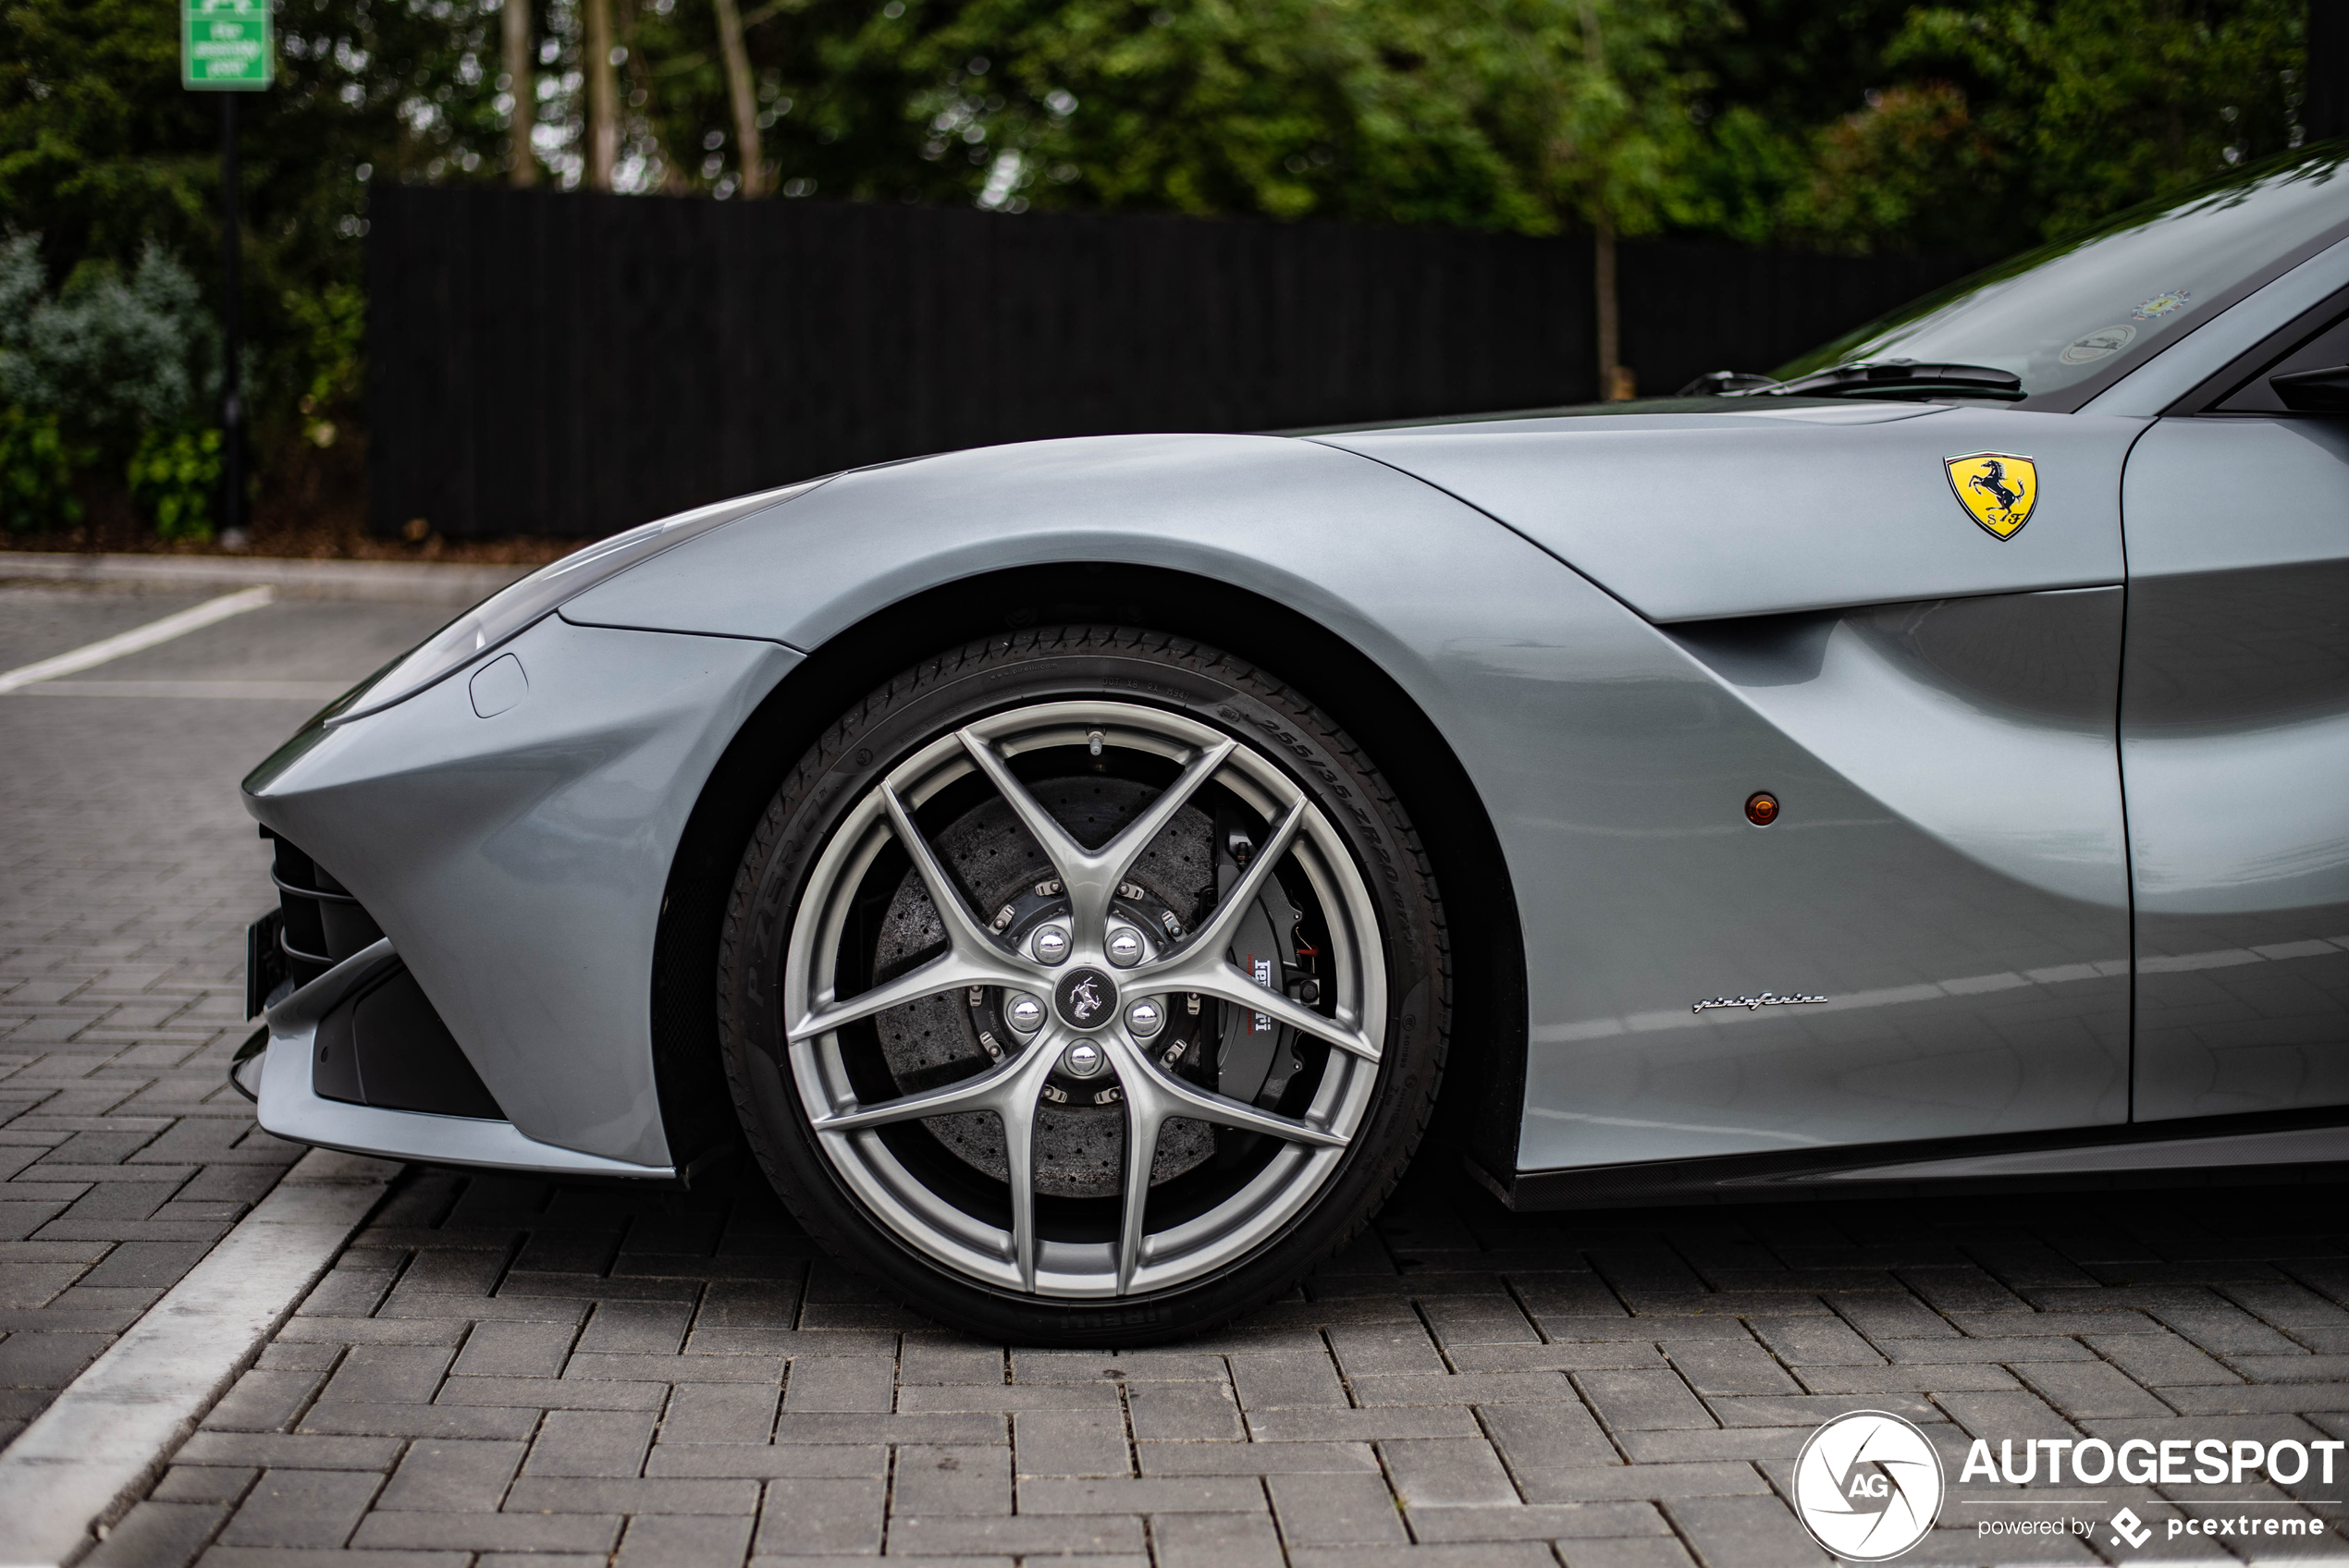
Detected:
left=181, top=0, right=271, bottom=541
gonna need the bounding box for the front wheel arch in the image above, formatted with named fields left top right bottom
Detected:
left=647, top=564, right=1529, bottom=1196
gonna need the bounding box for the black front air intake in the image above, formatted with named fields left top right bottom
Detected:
left=252, top=829, right=506, bottom=1121
left=263, top=828, right=385, bottom=990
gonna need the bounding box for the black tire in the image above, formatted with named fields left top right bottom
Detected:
left=716, top=625, right=1448, bottom=1344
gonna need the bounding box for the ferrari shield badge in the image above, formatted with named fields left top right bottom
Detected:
left=1944, top=451, right=2037, bottom=539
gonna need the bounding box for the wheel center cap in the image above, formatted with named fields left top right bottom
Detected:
left=1054, top=966, right=1118, bottom=1029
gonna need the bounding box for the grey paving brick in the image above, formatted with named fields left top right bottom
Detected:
left=1262, top=1471, right=1400, bottom=1544
left=203, top=1368, right=327, bottom=1434
left=1128, top=1380, right=1245, bottom=1442
left=1451, top=1344, right=1668, bottom=1373
left=750, top=1476, right=888, bottom=1555
left=660, top=1379, right=781, bottom=1443
left=177, top=1432, right=405, bottom=1470
left=898, top=1444, right=1013, bottom=1515
left=506, top=1475, right=761, bottom=1513
left=2162, top=1382, right=2349, bottom=1415
left=1015, top=1410, right=1131, bottom=1476
left=1406, top=1502, right=1669, bottom=1541
left=646, top=1443, right=886, bottom=1477
left=83, top=1499, right=229, bottom=1568
left=155, top=1465, right=261, bottom=1504
left=440, top=1374, right=664, bottom=1408
left=1479, top=1398, right=1620, bottom=1488
left=1615, top=1428, right=1809, bottom=1463
left=576, top=1298, right=693, bottom=1354
left=1138, top=1440, right=1379, bottom=1475
left=1935, top=1389, right=2081, bottom=1439
left=2013, top=1358, right=2179, bottom=1417
left=884, top=1513, right=1148, bottom=1555
left=901, top=1338, right=1004, bottom=1384
left=0, top=1329, right=106, bottom=1386
left=317, top=1343, right=453, bottom=1404
left=1329, top=1324, right=1447, bottom=1378
left=1380, top=1437, right=1519, bottom=1505
left=300, top=1403, right=541, bottom=1440
left=784, top=1354, right=896, bottom=1413
left=1791, top=1364, right=2020, bottom=1394
left=1021, top=1475, right=1269, bottom=1513
left=1420, top=1297, right=1541, bottom=1345
left=617, top=1512, right=756, bottom=1568
left=1152, top=1508, right=1285, bottom=1568
left=1744, top=1317, right=1881, bottom=1366
left=216, top=1468, right=382, bottom=1549
left=1660, top=1494, right=1828, bottom=1568
left=522, top=1408, right=658, bottom=1477
left=1246, top=1407, right=1483, bottom=1441
left=375, top=1439, right=526, bottom=1512
left=1557, top=1537, right=1699, bottom=1568
left=1577, top=1370, right=1714, bottom=1432
left=898, top=1380, right=1122, bottom=1413
left=1665, top=1341, right=1801, bottom=1397
left=1230, top=1348, right=1347, bottom=1408
left=1288, top=1544, right=1557, bottom=1568
left=352, top=1512, right=622, bottom=1553
left=451, top=1317, right=575, bottom=1378
left=1354, top=1371, right=1580, bottom=1404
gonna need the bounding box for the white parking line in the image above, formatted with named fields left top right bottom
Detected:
left=0, top=1147, right=396, bottom=1568
left=15, top=680, right=349, bottom=700
left=0, top=585, right=277, bottom=694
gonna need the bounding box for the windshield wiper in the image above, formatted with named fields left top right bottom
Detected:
left=1708, top=360, right=2025, bottom=402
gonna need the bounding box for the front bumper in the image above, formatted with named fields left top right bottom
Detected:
left=241, top=612, right=802, bottom=1170
left=246, top=939, right=674, bottom=1177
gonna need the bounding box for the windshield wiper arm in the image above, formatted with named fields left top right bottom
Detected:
left=1724, top=360, right=2025, bottom=402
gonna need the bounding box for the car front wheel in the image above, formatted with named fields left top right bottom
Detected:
left=717, top=625, right=1447, bottom=1343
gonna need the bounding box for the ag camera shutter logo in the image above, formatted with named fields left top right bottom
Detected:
left=1794, top=1411, right=1946, bottom=1561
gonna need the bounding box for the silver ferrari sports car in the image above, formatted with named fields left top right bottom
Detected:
left=240, top=150, right=2349, bottom=1342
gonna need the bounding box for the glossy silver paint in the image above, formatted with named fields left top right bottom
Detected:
left=560, top=425, right=2139, bottom=1169
left=2120, top=414, right=2349, bottom=1121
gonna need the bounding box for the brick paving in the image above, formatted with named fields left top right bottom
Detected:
left=8, top=586, right=2349, bottom=1567
left=74, top=1162, right=2349, bottom=1568
left=0, top=689, right=313, bottom=1450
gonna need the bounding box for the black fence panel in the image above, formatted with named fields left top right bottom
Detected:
left=367, top=186, right=1979, bottom=538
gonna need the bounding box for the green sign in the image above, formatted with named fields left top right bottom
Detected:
left=183, top=0, right=273, bottom=90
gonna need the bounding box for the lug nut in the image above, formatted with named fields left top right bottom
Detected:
left=1106, top=926, right=1145, bottom=967
left=1125, top=998, right=1164, bottom=1037
left=1031, top=925, right=1071, bottom=964
left=1060, top=1039, right=1107, bottom=1078
left=1005, top=993, right=1045, bottom=1032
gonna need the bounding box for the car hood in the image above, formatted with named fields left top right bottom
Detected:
left=1308, top=400, right=2140, bottom=622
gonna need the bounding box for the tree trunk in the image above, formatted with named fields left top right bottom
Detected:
left=1594, top=218, right=1631, bottom=400
left=714, top=0, right=765, bottom=196
left=585, top=0, right=619, bottom=190
left=503, top=0, right=537, bottom=187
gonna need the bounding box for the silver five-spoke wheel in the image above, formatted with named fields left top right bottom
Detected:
left=782, top=700, right=1386, bottom=1299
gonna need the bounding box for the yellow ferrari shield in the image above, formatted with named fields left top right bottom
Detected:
left=1944, top=452, right=2037, bottom=539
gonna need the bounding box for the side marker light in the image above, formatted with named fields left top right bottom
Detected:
left=1745, top=791, right=1779, bottom=827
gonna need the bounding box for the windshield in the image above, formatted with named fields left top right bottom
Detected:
left=1773, top=147, right=2349, bottom=406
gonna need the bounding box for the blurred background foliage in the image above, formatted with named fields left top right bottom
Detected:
left=0, top=0, right=2313, bottom=539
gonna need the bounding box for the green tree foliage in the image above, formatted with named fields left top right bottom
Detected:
left=0, top=0, right=2319, bottom=532
left=1683, top=0, right=2306, bottom=254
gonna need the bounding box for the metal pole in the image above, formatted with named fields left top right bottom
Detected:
left=220, top=92, right=244, bottom=536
